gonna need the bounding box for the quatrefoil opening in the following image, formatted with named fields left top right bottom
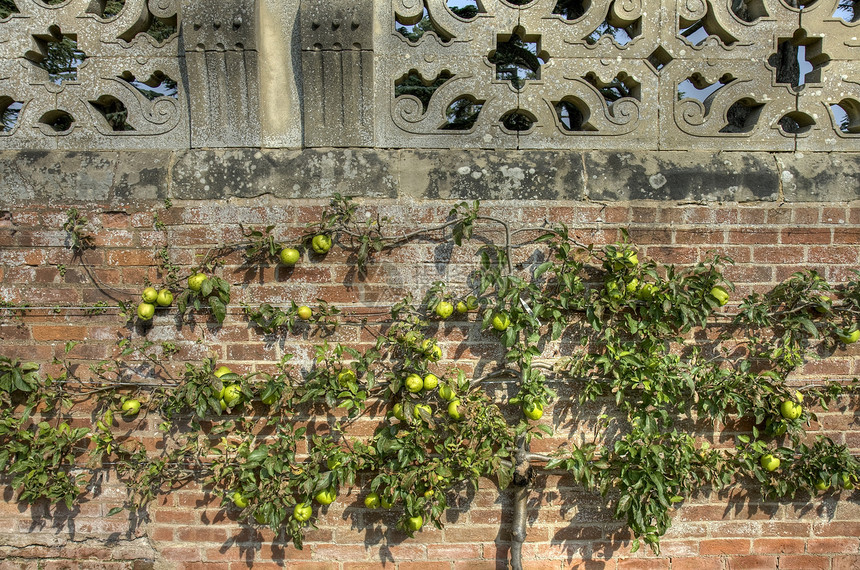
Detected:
left=489, top=28, right=547, bottom=91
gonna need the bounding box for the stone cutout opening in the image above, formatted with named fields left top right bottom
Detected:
left=585, top=2, right=640, bottom=45
left=120, top=71, right=178, bottom=100
left=39, top=109, right=74, bottom=132
left=90, top=95, right=134, bottom=131
left=0, top=97, right=22, bottom=133
left=505, top=0, right=538, bottom=5
left=117, top=6, right=177, bottom=44
left=647, top=46, right=673, bottom=72
left=830, top=100, right=860, bottom=133
left=500, top=109, right=535, bottom=131
left=778, top=111, right=814, bottom=134
left=769, top=32, right=828, bottom=90
left=679, top=8, right=738, bottom=46
left=552, top=0, right=590, bottom=20
left=719, top=98, right=765, bottom=133
left=26, top=28, right=87, bottom=85
left=554, top=98, right=597, bottom=131
left=395, top=70, right=454, bottom=114
left=395, top=5, right=453, bottom=43
left=489, top=29, right=546, bottom=90
left=0, top=0, right=18, bottom=19
left=447, top=0, right=481, bottom=19
left=678, top=73, right=734, bottom=115
left=583, top=72, right=640, bottom=116
left=440, top=96, right=483, bottom=130
left=730, top=0, right=769, bottom=22
left=833, top=0, right=859, bottom=22
left=86, top=0, right=125, bottom=19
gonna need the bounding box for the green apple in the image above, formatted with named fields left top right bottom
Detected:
left=413, top=404, right=432, bottom=420
left=492, top=313, right=510, bottom=331
left=780, top=399, right=802, bottom=420
left=142, top=287, right=158, bottom=303
left=213, top=366, right=232, bottom=378
left=137, top=302, right=155, bottom=320
left=337, top=369, right=357, bottom=385
left=435, top=301, right=454, bottom=319
left=423, top=373, right=439, bottom=391
left=121, top=399, right=141, bottom=416
left=447, top=399, right=462, bottom=420
left=438, top=384, right=456, bottom=401
left=709, top=286, right=729, bottom=307
left=637, top=283, right=656, bottom=300
left=406, top=515, right=423, bottom=531
left=155, top=289, right=173, bottom=307
left=760, top=454, right=781, bottom=472
left=232, top=492, right=248, bottom=509
left=293, top=502, right=312, bottom=521
left=311, top=234, right=332, bottom=254
left=222, top=384, right=242, bottom=407
left=314, top=487, right=337, bottom=505
left=839, top=329, right=860, bottom=344
left=421, top=339, right=442, bottom=361
left=279, top=247, right=300, bottom=265
left=523, top=402, right=544, bottom=421
left=297, top=306, right=312, bottom=320
left=405, top=373, right=424, bottom=393
left=456, top=301, right=468, bottom=314
left=364, top=492, right=381, bottom=509
left=188, top=273, right=207, bottom=292
left=392, top=402, right=408, bottom=421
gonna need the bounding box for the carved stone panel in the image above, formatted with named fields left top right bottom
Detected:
left=0, top=0, right=187, bottom=150
left=300, top=0, right=375, bottom=147
left=182, top=0, right=261, bottom=148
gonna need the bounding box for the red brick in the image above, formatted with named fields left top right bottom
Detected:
left=777, top=555, right=829, bottom=569
left=806, top=538, right=859, bottom=553
left=833, top=555, right=860, bottom=570
left=792, top=207, right=821, bottom=224
left=781, top=228, right=831, bottom=244
left=615, top=560, right=668, bottom=569
left=725, top=555, right=776, bottom=569
left=669, top=559, right=722, bottom=570
left=727, top=229, right=779, bottom=245
left=699, top=539, right=751, bottom=555
left=752, top=538, right=805, bottom=553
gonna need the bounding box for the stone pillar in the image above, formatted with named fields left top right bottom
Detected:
left=299, top=0, right=374, bottom=147
left=258, top=0, right=302, bottom=148
left=182, top=0, right=260, bottom=147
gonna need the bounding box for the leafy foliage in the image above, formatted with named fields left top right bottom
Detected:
left=2, top=198, right=860, bottom=559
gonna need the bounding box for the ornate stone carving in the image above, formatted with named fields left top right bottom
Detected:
left=0, top=0, right=186, bottom=150
left=375, top=0, right=860, bottom=150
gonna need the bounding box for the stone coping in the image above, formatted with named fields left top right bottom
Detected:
left=0, top=149, right=858, bottom=205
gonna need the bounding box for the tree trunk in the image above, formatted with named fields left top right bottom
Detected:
left=509, top=441, right=532, bottom=570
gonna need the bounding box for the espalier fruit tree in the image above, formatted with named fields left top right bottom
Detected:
left=1, top=195, right=859, bottom=569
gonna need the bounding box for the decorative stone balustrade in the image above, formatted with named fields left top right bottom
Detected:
left=0, top=0, right=858, bottom=150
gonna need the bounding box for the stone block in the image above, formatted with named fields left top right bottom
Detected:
left=170, top=148, right=397, bottom=200
left=584, top=151, right=780, bottom=202
left=777, top=153, right=860, bottom=202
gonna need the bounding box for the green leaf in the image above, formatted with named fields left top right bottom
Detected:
left=209, top=297, right=227, bottom=324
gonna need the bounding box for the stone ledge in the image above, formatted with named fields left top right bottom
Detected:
left=0, top=149, right=858, bottom=206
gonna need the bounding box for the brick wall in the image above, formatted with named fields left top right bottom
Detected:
left=1, top=194, right=860, bottom=570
